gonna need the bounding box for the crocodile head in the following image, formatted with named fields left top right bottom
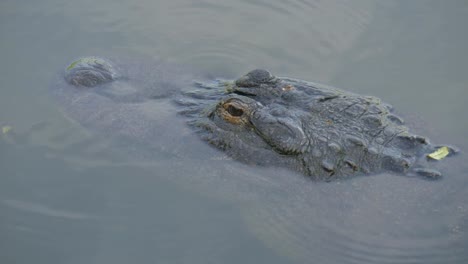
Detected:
left=58, top=57, right=456, bottom=180
left=179, top=69, right=455, bottom=179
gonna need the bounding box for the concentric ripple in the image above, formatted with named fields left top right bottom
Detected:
left=240, top=170, right=468, bottom=264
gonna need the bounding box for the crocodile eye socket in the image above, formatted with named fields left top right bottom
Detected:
left=226, top=105, right=244, bottom=117
left=217, top=99, right=251, bottom=125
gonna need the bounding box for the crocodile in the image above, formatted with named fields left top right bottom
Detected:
left=53, top=57, right=457, bottom=180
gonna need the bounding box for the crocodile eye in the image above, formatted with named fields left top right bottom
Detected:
left=217, top=99, right=251, bottom=125
left=226, top=105, right=244, bottom=116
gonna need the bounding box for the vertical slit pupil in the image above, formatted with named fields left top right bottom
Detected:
left=227, top=105, right=244, bottom=116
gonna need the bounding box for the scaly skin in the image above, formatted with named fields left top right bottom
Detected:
left=178, top=69, right=457, bottom=179
left=60, top=57, right=457, bottom=180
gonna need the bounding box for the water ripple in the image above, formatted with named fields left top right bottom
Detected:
left=242, top=173, right=468, bottom=264
left=169, top=0, right=376, bottom=78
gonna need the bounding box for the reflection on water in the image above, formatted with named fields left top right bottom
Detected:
left=1, top=0, right=468, bottom=263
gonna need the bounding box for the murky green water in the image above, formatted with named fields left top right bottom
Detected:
left=1, top=1, right=467, bottom=263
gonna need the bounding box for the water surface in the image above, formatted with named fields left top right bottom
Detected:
left=1, top=1, right=467, bottom=263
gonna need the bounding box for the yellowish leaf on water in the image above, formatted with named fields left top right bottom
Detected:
left=427, top=146, right=450, bottom=160
left=2, top=125, right=12, bottom=134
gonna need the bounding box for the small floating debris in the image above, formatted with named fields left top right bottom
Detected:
left=427, top=146, right=450, bottom=161
left=2, top=125, right=12, bottom=135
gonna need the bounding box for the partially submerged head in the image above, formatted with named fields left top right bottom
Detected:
left=179, top=69, right=454, bottom=179
left=57, top=57, right=456, bottom=179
